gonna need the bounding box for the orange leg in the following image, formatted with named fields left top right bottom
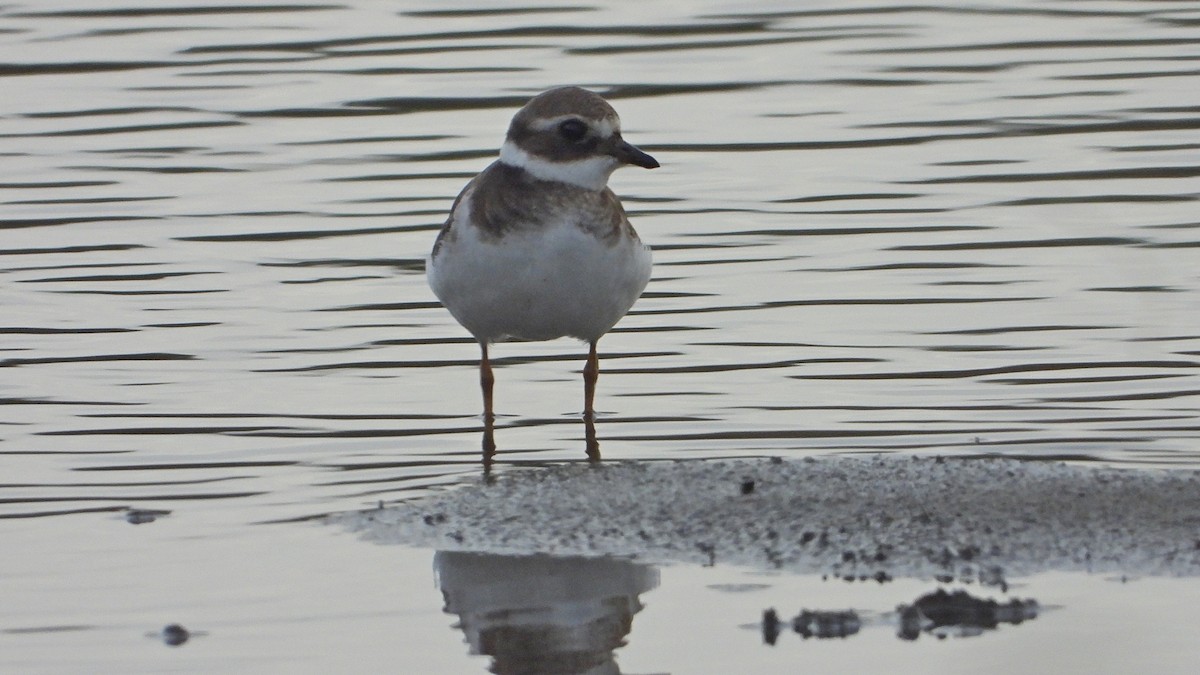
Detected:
left=480, top=342, right=495, bottom=421
left=583, top=340, right=599, bottom=420
left=480, top=342, right=497, bottom=462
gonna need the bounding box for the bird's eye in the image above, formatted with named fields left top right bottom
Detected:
left=557, top=119, right=588, bottom=142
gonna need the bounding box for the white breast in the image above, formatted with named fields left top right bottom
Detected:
left=428, top=201, right=651, bottom=344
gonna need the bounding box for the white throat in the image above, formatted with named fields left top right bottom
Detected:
left=499, top=140, right=618, bottom=191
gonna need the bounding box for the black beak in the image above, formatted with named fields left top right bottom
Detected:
left=611, top=137, right=659, bottom=169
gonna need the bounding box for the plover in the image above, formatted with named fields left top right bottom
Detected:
left=427, top=86, right=658, bottom=425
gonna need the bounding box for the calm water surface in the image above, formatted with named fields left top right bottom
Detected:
left=2, top=0, right=1199, bottom=672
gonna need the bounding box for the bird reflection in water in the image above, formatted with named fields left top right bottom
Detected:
left=435, top=551, right=659, bottom=674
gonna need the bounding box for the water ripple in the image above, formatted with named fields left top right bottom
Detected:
left=0, top=0, right=1196, bottom=525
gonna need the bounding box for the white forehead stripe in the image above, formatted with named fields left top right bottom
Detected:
left=499, top=140, right=619, bottom=191
left=528, top=114, right=619, bottom=139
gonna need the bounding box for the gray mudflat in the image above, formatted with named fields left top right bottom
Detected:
left=334, top=455, right=1200, bottom=581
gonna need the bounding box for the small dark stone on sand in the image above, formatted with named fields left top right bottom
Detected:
left=125, top=509, right=169, bottom=525
left=792, top=609, right=861, bottom=639
left=161, top=624, right=189, bottom=646
left=762, top=608, right=782, bottom=645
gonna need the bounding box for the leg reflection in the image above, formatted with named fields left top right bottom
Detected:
left=479, top=414, right=601, bottom=470
left=481, top=414, right=496, bottom=478
left=585, top=413, right=600, bottom=461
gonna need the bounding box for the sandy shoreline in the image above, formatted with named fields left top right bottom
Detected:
left=332, top=455, right=1200, bottom=581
